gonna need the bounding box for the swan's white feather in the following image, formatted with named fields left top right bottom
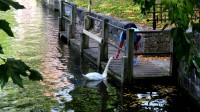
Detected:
left=83, top=72, right=103, bottom=80
left=82, top=56, right=114, bottom=81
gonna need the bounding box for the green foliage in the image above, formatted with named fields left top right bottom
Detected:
left=0, top=0, right=43, bottom=89
left=0, top=58, right=43, bottom=89
left=0, top=0, right=24, bottom=11
left=134, top=0, right=200, bottom=77
left=0, top=20, right=14, bottom=37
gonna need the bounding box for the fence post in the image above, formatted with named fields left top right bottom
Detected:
left=102, top=19, right=109, bottom=60
left=59, top=0, right=65, bottom=31
left=97, top=19, right=109, bottom=71
left=81, top=12, right=90, bottom=56
left=88, top=0, right=92, bottom=13
left=121, top=56, right=128, bottom=84
left=125, top=28, right=134, bottom=83
left=97, top=43, right=103, bottom=70
left=70, top=4, right=77, bottom=39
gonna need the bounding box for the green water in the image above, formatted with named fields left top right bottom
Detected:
left=0, top=0, right=58, bottom=111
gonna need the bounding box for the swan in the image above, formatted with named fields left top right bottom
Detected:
left=82, top=56, right=114, bottom=80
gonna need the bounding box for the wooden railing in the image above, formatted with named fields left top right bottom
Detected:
left=59, top=0, right=76, bottom=42
left=81, top=12, right=174, bottom=83
left=58, top=1, right=174, bottom=84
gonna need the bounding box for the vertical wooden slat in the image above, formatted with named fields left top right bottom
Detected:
left=60, top=0, right=65, bottom=31
left=97, top=19, right=109, bottom=71
left=172, top=39, right=179, bottom=79
left=83, top=12, right=90, bottom=48
left=71, top=4, right=77, bottom=39
left=97, top=43, right=103, bottom=70
left=121, top=56, right=127, bottom=84
left=88, top=0, right=92, bottom=13
left=125, top=28, right=134, bottom=83
left=102, top=19, right=109, bottom=60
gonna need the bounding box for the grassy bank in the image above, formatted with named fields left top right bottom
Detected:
left=69, top=0, right=150, bottom=25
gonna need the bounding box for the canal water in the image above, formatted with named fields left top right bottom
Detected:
left=0, top=0, right=199, bottom=112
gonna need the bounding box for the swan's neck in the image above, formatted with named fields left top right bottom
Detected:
left=102, top=57, right=113, bottom=78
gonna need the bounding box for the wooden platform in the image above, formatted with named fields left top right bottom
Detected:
left=60, top=26, right=171, bottom=81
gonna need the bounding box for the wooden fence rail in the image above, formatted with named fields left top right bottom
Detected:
left=59, top=0, right=76, bottom=42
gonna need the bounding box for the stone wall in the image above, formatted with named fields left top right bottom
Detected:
left=178, top=61, right=200, bottom=106
left=75, top=7, right=172, bottom=53
left=194, top=31, right=200, bottom=57
left=178, top=31, right=200, bottom=106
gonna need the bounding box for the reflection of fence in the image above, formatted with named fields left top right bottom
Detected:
left=59, top=0, right=76, bottom=42
left=81, top=12, right=173, bottom=83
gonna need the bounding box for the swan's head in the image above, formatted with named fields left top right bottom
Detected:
left=110, top=56, right=114, bottom=60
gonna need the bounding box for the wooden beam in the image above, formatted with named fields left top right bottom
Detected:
left=83, top=29, right=103, bottom=43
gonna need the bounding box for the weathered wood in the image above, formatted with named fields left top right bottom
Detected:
left=81, top=33, right=89, bottom=54
left=125, top=28, right=134, bottom=82
left=88, top=0, right=92, bottom=13
left=58, top=17, right=62, bottom=32
left=71, top=4, right=76, bottom=38
left=82, top=12, right=90, bottom=49
left=97, top=43, right=102, bottom=70
left=121, top=56, right=127, bottom=84
left=102, top=19, right=109, bottom=60
left=83, top=29, right=103, bottom=43
left=60, top=0, right=65, bottom=31
left=59, top=10, right=173, bottom=83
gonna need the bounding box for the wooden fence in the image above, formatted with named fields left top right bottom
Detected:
left=59, top=0, right=76, bottom=43
left=58, top=1, right=175, bottom=84
left=81, top=12, right=174, bottom=83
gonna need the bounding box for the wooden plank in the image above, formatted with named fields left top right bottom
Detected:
left=83, top=29, right=103, bottom=43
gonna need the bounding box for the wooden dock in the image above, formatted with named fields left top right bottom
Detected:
left=58, top=1, right=173, bottom=84
left=60, top=28, right=171, bottom=82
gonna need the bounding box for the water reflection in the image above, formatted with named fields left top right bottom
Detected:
left=137, top=92, right=167, bottom=111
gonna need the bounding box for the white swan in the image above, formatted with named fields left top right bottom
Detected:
left=82, top=56, right=114, bottom=80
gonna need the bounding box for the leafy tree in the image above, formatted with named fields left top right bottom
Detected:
left=134, top=0, right=200, bottom=77
left=0, top=0, right=43, bottom=89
